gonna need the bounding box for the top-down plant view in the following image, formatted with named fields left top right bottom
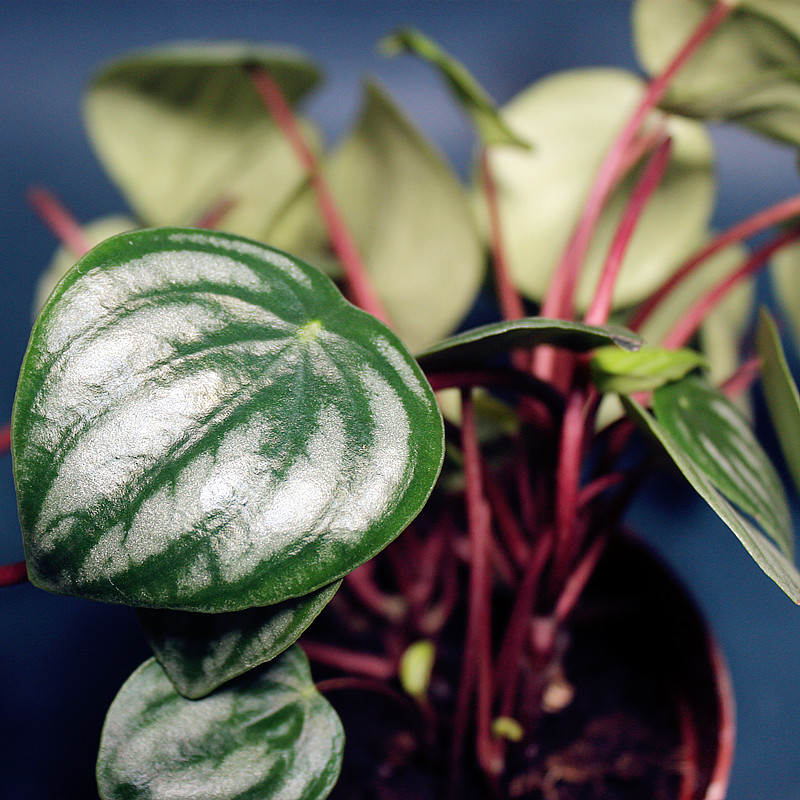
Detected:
left=5, top=1, right=800, bottom=799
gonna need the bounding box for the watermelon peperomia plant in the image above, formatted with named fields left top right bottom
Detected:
left=5, top=1, right=800, bottom=798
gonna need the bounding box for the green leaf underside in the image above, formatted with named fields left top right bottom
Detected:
left=84, top=43, right=322, bottom=238
left=138, top=581, right=340, bottom=699
left=485, top=68, right=714, bottom=310
left=96, top=646, right=343, bottom=800
left=416, top=317, right=641, bottom=371
left=12, top=228, right=444, bottom=611
left=380, top=28, right=530, bottom=149
left=325, top=81, right=485, bottom=352
left=756, top=310, right=800, bottom=502
left=652, top=377, right=793, bottom=558
left=624, top=397, right=800, bottom=604
left=634, top=0, right=800, bottom=146
left=591, top=345, right=707, bottom=394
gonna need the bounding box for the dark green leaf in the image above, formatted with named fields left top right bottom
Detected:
left=653, top=376, right=793, bottom=557
left=138, top=581, right=340, bottom=699
left=624, top=397, right=800, bottom=603
left=591, top=345, right=707, bottom=394
left=85, top=42, right=322, bottom=238
left=756, top=309, right=800, bottom=501
left=325, top=82, right=485, bottom=351
left=96, top=646, right=343, bottom=800
left=12, top=228, right=444, bottom=611
left=380, top=28, right=530, bottom=149
left=634, top=0, right=800, bottom=146
left=416, top=317, right=640, bottom=371
left=483, top=68, right=714, bottom=309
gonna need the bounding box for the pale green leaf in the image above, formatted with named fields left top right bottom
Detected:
left=591, top=345, right=707, bottom=394
left=85, top=42, right=322, bottom=239
left=483, top=68, right=715, bottom=310
left=96, top=646, right=343, bottom=800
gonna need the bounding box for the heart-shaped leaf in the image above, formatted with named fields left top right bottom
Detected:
left=483, top=68, right=714, bottom=309
left=12, top=228, right=444, bottom=611
left=96, top=646, right=343, bottom=800
left=137, top=580, right=340, bottom=699
left=653, top=376, right=793, bottom=557
left=624, top=397, right=800, bottom=603
left=756, top=309, right=800, bottom=501
left=325, top=81, right=485, bottom=351
left=380, top=28, right=530, bottom=149
left=85, top=43, right=322, bottom=238
left=417, top=317, right=640, bottom=371
left=634, top=0, right=800, bottom=146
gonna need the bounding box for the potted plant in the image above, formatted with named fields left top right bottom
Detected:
left=3, top=1, right=800, bottom=798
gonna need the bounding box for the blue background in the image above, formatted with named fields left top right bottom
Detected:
left=1, top=2, right=799, bottom=798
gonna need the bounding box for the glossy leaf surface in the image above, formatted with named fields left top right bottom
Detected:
left=381, top=28, right=530, bottom=148
left=635, top=0, right=800, bottom=146
left=85, top=43, right=321, bottom=238
left=484, top=68, right=714, bottom=309
left=325, top=82, right=485, bottom=351
left=96, top=646, right=343, bottom=800
left=138, top=581, right=340, bottom=699
left=13, top=228, right=444, bottom=611
left=653, top=376, right=793, bottom=557
left=417, top=317, right=640, bottom=371
left=625, top=397, right=800, bottom=603
left=756, top=310, right=800, bottom=501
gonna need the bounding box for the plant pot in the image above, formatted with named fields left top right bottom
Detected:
left=316, top=531, right=735, bottom=800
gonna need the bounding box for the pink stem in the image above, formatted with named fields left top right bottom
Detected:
left=301, top=640, right=396, bottom=680
left=0, top=423, right=10, bottom=455
left=630, top=193, right=800, bottom=332
left=27, top=187, right=92, bottom=257
left=345, top=561, right=406, bottom=622
left=719, top=356, right=760, bottom=399
left=193, top=196, right=236, bottom=229
left=0, top=561, right=28, bottom=587
left=247, top=66, right=391, bottom=325
left=663, top=227, right=800, bottom=349
left=583, top=137, right=673, bottom=326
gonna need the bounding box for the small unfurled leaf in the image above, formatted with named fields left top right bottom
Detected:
left=34, top=215, right=138, bottom=318
left=591, top=345, right=707, bottom=394
left=85, top=42, right=322, bottom=239
left=326, top=81, right=485, bottom=351
left=624, top=397, right=800, bottom=603
left=380, top=28, right=530, bottom=149
left=417, top=317, right=640, bottom=371
left=398, top=639, right=435, bottom=699
left=96, top=646, right=343, bottom=800
left=757, top=309, right=800, bottom=501
left=483, top=68, right=714, bottom=310
left=634, top=0, right=800, bottom=146
left=653, top=376, right=793, bottom=557
left=12, top=228, right=444, bottom=611
left=137, top=581, right=340, bottom=699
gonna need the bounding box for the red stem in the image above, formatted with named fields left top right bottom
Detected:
left=630, top=192, right=800, bottom=332
left=193, top=196, right=236, bottom=229
left=27, top=187, right=92, bottom=257
left=663, top=226, right=800, bottom=349
left=301, top=640, right=396, bottom=680
left=0, top=561, right=28, bottom=587
left=247, top=65, right=391, bottom=325
left=0, top=423, right=10, bottom=455
left=583, top=136, right=673, bottom=326
left=345, top=561, right=406, bottom=622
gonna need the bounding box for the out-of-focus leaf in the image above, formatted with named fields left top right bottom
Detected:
left=653, top=376, right=793, bottom=557
left=634, top=0, right=800, bottom=146
left=137, top=581, right=340, bottom=699
left=417, top=317, right=640, bottom=371
left=326, top=81, right=485, bottom=351
left=770, top=239, right=800, bottom=353
left=380, top=28, right=530, bottom=149
left=591, top=345, right=707, bottom=394
left=484, top=68, right=715, bottom=310
left=34, top=215, right=138, bottom=318
left=757, top=309, right=800, bottom=500
left=13, top=228, right=444, bottom=611
left=85, top=42, right=322, bottom=239
left=96, top=646, right=343, bottom=800
left=624, top=396, right=800, bottom=603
